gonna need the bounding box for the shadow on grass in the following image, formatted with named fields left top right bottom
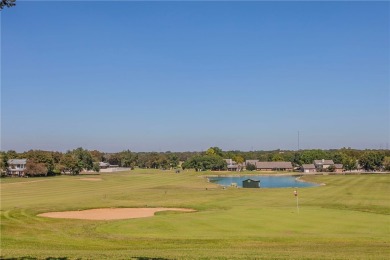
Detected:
left=1, top=257, right=171, bottom=260
left=0, top=256, right=69, bottom=260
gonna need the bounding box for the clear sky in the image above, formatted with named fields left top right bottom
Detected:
left=1, top=1, right=389, bottom=152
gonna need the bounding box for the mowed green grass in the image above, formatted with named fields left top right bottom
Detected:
left=1, top=170, right=389, bottom=259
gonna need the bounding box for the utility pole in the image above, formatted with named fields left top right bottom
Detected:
left=297, top=131, right=300, bottom=151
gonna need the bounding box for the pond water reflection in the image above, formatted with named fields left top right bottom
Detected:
left=208, top=175, right=318, bottom=188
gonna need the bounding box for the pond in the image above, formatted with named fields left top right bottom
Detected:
left=208, top=175, right=318, bottom=188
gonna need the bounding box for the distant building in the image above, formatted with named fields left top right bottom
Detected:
left=7, top=159, right=27, bottom=177
left=99, top=162, right=110, bottom=169
left=245, top=160, right=259, bottom=166
left=242, top=179, right=260, bottom=188
left=301, top=164, right=316, bottom=173
left=224, top=159, right=242, bottom=171
left=334, top=164, right=344, bottom=173
left=313, top=159, right=334, bottom=170
left=255, top=161, right=293, bottom=171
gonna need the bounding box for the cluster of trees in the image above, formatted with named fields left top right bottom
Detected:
left=1, top=147, right=390, bottom=177
left=0, top=0, right=15, bottom=11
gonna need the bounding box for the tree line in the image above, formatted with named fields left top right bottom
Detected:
left=1, top=147, right=390, bottom=176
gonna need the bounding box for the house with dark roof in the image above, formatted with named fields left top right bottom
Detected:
left=246, top=160, right=259, bottom=165
left=242, top=179, right=260, bottom=188
left=255, top=161, right=293, bottom=171
left=301, top=164, right=316, bottom=173
left=99, top=162, right=110, bottom=169
left=224, top=159, right=242, bottom=171
left=334, top=164, right=344, bottom=173
left=7, top=159, right=27, bottom=176
left=313, top=159, right=334, bottom=170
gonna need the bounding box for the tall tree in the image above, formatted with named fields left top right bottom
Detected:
left=0, top=0, right=16, bottom=10
left=60, top=153, right=82, bottom=175
left=72, top=148, right=93, bottom=170
left=359, top=151, right=385, bottom=171
left=0, top=152, right=9, bottom=176
left=25, top=160, right=48, bottom=176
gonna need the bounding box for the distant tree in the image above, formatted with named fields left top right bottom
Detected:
left=292, top=152, right=301, bottom=167
left=0, top=0, right=16, bottom=11
left=233, top=155, right=244, bottom=164
left=359, top=151, right=385, bottom=171
left=119, top=150, right=137, bottom=168
left=92, top=162, right=100, bottom=172
left=327, top=165, right=336, bottom=173
left=0, top=152, right=8, bottom=176
left=205, top=147, right=223, bottom=157
left=246, top=163, right=256, bottom=171
left=271, top=153, right=284, bottom=162
left=25, top=150, right=55, bottom=173
left=342, top=156, right=357, bottom=171
left=383, top=157, right=390, bottom=171
left=299, top=150, right=329, bottom=164
left=25, top=160, right=48, bottom=176
left=90, top=150, right=104, bottom=162
left=182, top=155, right=226, bottom=171
left=72, top=148, right=93, bottom=170
left=107, top=153, right=121, bottom=166
left=168, top=154, right=179, bottom=169
left=206, top=148, right=216, bottom=156
left=60, top=153, right=82, bottom=175
left=6, top=150, right=18, bottom=159
left=331, top=152, right=344, bottom=164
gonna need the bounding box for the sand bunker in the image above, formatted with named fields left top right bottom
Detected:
left=38, top=208, right=196, bottom=220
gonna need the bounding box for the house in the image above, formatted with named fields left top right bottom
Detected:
left=99, top=162, right=110, bottom=169
left=7, top=159, right=27, bottom=177
left=242, top=179, right=260, bottom=188
left=301, top=164, right=316, bottom=173
left=245, top=160, right=259, bottom=166
left=334, top=164, right=344, bottom=173
left=255, top=161, right=293, bottom=171
left=224, top=159, right=242, bottom=171
left=313, top=159, right=334, bottom=170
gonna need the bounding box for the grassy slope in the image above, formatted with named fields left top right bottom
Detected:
left=1, top=170, right=389, bottom=259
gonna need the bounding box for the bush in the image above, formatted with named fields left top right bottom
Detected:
left=246, top=163, right=256, bottom=171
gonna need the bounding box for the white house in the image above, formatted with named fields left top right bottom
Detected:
left=7, top=159, right=27, bottom=176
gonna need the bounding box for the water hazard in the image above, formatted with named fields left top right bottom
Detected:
left=208, top=175, right=318, bottom=188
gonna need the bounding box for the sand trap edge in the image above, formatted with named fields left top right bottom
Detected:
left=37, top=208, right=196, bottom=220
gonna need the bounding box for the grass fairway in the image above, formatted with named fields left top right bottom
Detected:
left=1, top=170, right=389, bottom=259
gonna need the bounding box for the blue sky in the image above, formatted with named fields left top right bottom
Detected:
left=1, top=1, right=389, bottom=152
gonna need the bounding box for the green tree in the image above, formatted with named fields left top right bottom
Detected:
left=60, top=153, right=82, bottom=175
left=72, top=148, right=93, bottom=170
left=25, top=150, right=55, bottom=173
left=233, top=155, right=245, bottom=165
left=0, top=152, right=9, bottom=176
left=119, top=150, right=137, bottom=168
left=206, top=147, right=223, bottom=157
left=300, top=150, right=329, bottom=164
left=382, top=156, right=390, bottom=171
left=359, top=151, right=385, bottom=171
left=168, top=154, right=179, bottom=169
left=342, top=156, right=357, bottom=171
left=246, top=163, right=256, bottom=171
left=271, top=153, right=284, bottom=162
left=182, top=155, right=226, bottom=171
left=0, top=0, right=16, bottom=11
left=327, top=165, right=336, bottom=172
left=92, top=162, right=100, bottom=172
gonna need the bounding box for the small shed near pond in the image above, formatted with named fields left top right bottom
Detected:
left=242, top=179, right=260, bottom=188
